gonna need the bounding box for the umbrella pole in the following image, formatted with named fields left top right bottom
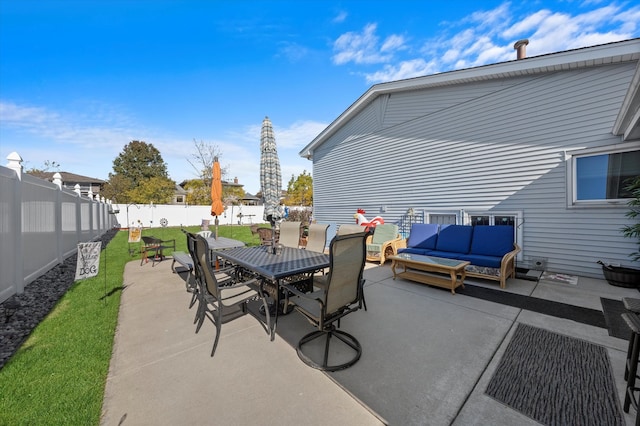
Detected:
left=271, top=219, right=276, bottom=253
left=214, top=216, right=220, bottom=269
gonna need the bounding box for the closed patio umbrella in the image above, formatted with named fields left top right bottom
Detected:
left=260, top=116, right=283, bottom=249
left=211, top=156, right=224, bottom=239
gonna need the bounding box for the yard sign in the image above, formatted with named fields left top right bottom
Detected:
left=75, top=241, right=102, bottom=280
left=128, top=226, right=141, bottom=243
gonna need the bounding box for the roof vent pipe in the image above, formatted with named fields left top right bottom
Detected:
left=514, top=39, right=529, bottom=59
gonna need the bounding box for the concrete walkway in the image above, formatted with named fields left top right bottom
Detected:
left=101, top=258, right=639, bottom=425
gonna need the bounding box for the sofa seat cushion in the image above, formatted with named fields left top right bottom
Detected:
left=425, top=250, right=463, bottom=260
left=470, top=225, right=514, bottom=257
left=458, top=253, right=502, bottom=268
left=436, top=225, right=473, bottom=253
left=397, top=247, right=433, bottom=256
left=406, top=224, right=439, bottom=250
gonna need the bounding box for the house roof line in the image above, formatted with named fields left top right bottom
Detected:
left=28, top=171, right=106, bottom=184
left=299, top=38, right=640, bottom=159
left=613, top=60, right=640, bottom=140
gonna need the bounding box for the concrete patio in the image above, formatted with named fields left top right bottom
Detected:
left=101, top=258, right=639, bottom=425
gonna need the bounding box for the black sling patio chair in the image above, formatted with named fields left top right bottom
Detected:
left=192, top=234, right=271, bottom=357
left=305, top=223, right=329, bottom=253
left=319, top=224, right=370, bottom=311
left=283, top=232, right=367, bottom=371
left=140, top=235, right=176, bottom=266
left=183, top=231, right=200, bottom=310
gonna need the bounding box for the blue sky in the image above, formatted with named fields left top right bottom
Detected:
left=1, top=1, right=639, bottom=196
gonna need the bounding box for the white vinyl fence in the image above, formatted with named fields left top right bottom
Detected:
left=0, top=153, right=116, bottom=303
left=111, top=203, right=268, bottom=229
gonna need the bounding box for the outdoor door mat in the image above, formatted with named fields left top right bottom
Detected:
left=539, top=271, right=578, bottom=285
left=485, top=323, right=624, bottom=426
left=601, top=298, right=631, bottom=340
left=457, top=284, right=606, bottom=328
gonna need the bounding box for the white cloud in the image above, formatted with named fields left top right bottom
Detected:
left=332, top=10, right=348, bottom=24
left=332, top=23, right=405, bottom=65
left=467, top=2, right=511, bottom=32
left=618, top=7, right=640, bottom=33
left=472, top=44, right=512, bottom=66
left=239, top=119, right=327, bottom=150
left=577, top=4, right=619, bottom=27
left=1, top=102, right=60, bottom=130
left=503, top=10, right=552, bottom=38
left=277, top=41, right=309, bottom=62
left=344, top=1, right=640, bottom=84
left=441, top=29, right=476, bottom=64
left=365, top=58, right=439, bottom=84
left=0, top=101, right=140, bottom=151
left=272, top=120, right=329, bottom=150
left=573, top=30, right=631, bottom=47
left=0, top=100, right=325, bottom=194
left=381, top=34, right=406, bottom=52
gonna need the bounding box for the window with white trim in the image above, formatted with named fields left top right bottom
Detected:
left=567, top=144, right=640, bottom=206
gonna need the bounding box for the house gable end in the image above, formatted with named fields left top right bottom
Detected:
left=301, top=38, right=640, bottom=158
left=310, top=58, right=639, bottom=279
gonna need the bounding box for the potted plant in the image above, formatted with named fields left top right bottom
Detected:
left=599, top=175, right=640, bottom=287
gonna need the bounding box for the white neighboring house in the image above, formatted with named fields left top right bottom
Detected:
left=300, top=39, right=640, bottom=279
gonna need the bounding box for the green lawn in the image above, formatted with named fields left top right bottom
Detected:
left=0, top=225, right=260, bottom=425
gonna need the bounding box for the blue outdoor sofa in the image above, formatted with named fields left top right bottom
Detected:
left=396, top=224, right=521, bottom=288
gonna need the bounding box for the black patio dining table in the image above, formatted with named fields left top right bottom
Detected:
left=212, top=245, right=330, bottom=338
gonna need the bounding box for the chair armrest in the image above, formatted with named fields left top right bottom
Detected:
left=219, top=276, right=259, bottom=290
left=500, top=244, right=521, bottom=266
left=216, top=265, right=237, bottom=275
left=395, top=238, right=407, bottom=250
left=499, top=244, right=521, bottom=285
left=160, top=239, right=176, bottom=250
left=281, top=282, right=310, bottom=298
left=380, top=239, right=396, bottom=252
left=214, top=264, right=245, bottom=285
left=365, top=234, right=373, bottom=245
left=282, top=283, right=324, bottom=304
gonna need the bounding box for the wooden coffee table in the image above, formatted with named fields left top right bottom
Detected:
left=389, top=253, right=470, bottom=294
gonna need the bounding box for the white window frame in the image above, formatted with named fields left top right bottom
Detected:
left=424, top=209, right=461, bottom=225
left=565, top=142, right=640, bottom=208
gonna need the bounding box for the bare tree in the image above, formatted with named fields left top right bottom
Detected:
left=25, top=160, right=61, bottom=174
left=187, top=139, right=227, bottom=186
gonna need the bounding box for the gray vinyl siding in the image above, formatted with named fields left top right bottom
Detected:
left=312, top=61, right=639, bottom=279
left=381, top=78, right=531, bottom=129
left=324, top=99, right=381, bottom=145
